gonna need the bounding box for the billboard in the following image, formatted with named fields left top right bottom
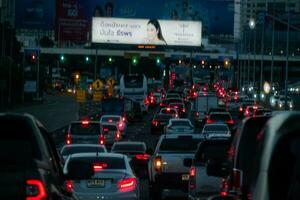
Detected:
left=92, top=18, right=201, bottom=46
left=15, top=0, right=55, bottom=29
left=54, top=0, right=233, bottom=43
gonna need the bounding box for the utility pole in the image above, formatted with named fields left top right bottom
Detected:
left=284, top=1, right=290, bottom=110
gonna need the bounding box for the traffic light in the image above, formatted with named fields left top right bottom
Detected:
left=108, top=56, right=113, bottom=64
left=155, top=57, right=161, bottom=66
left=31, top=53, right=36, bottom=62
left=60, top=55, right=65, bottom=62
left=131, top=56, right=138, bottom=66
left=224, top=59, right=230, bottom=69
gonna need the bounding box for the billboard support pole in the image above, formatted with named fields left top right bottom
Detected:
left=94, top=48, right=98, bottom=80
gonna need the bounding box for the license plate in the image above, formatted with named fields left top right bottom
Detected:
left=87, top=179, right=105, bottom=187
left=182, top=174, right=189, bottom=181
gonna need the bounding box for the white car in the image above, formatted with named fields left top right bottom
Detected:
left=63, top=152, right=140, bottom=200
left=202, top=124, right=231, bottom=138
left=100, top=115, right=126, bottom=133
left=165, top=118, right=194, bottom=134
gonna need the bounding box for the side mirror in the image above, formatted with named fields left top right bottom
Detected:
left=65, top=161, right=94, bottom=180
left=183, top=158, right=193, bottom=167
left=206, top=160, right=230, bottom=177
left=146, top=148, right=154, bottom=155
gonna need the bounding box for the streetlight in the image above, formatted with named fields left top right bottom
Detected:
left=249, top=18, right=256, bottom=29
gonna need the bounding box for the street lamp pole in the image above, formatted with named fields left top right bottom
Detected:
left=284, top=3, right=290, bottom=110
left=270, top=1, right=275, bottom=87
left=260, top=11, right=266, bottom=93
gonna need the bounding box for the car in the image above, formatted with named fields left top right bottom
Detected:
left=227, top=95, right=249, bottom=112
left=249, top=112, right=300, bottom=200
left=60, top=144, right=107, bottom=161
left=0, top=113, right=78, bottom=199
left=202, top=124, right=231, bottom=138
left=100, top=123, right=122, bottom=146
left=100, top=115, right=126, bottom=133
left=238, top=100, right=256, bottom=117
left=151, top=114, right=174, bottom=135
left=243, top=105, right=264, bottom=117
left=160, top=98, right=184, bottom=108
left=148, top=134, right=204, bottom=200
left=63, top=152, right=140, bottom=200
left=65, top=120, right=102, bottom=145
left=159, top=107, right=179, bottom=118
left=189, top=137, right=231, bottom=199
left=220, top=115, right=270, bottom=199
left=166, top=93, right=181, bottom=99
left=169, top=102, right=186, bottom=117
left=165, top=118, right=194, bottom=134
left=206, top=112, right=235, bottom=130
left=277, top=96, right=293, bottom=110
left=111, top=141, right=150, bottom=178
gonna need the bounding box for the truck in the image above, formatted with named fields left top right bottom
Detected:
left=192, top=94, right=219, bottom=127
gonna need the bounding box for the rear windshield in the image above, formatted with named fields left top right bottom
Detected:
left=155, top=115, right=173, bottom=121
left=61, top=146, right=106, bottom=156
left=195, top=142, right=230, bottom=161
left=161, top=109, right=176, bottom=114
left=101, top=117, right=120, bottom=123
left=69, top=156, right=126, bottom=169
left=169, top=103, right=183, bottom=108
left=208, top=109, right=226, bottom=114
left=171, top=121, right=191, bottom=127
left=159, top=138, right=202, bottom=152
left=112, top=144, right=145, bottom=152
left=210, top=114, right=231, bottom=121
left=102, top=125, right=117, bottom=131
left=70, top=123, right=100, bottom=135
left=204, top=125, right=228, bottom=132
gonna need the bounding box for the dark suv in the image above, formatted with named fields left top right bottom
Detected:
left=0, top=113, right=76, bottom=199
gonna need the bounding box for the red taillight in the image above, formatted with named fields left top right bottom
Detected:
left=103, top=128, right=109, bottom=132
left=221, top=178, right=229, bottom=196
left=122, top=117, right=126, bottom=122
left=232, top=169, right=242, bottom=190
left=196, top=112, right=199, bottom=117
left=167, top=107, right=171, bottom=111
left=118, top=178, right=136, bottom=192
left=108, top=119, right=113, bottom=123
left=26, top=179, right=47, bottom=200
left=152, top=120, right=159, bottom=126
left=93, top=163, right=108, bottom=172
left=226, top=119, right=234, bottom=125
left=220, top=191, right=228, bottom=197
left=65, top=133, right=72, bottom=145
left=135, top=153, right=150, bottom=160
left=227, top=146, right=235, bottom=160
left=239, top=107, right=243, bottom=112
left=65, top=180, right=73, bottom=193
left=189, top=166, right=196, bottom=177
left=245, top=110, right=249, bottom=116
left=182, top=108, right=186, bottom=113
left=118, top=123, right=123, bottom=128
left=206, top=119, right=214, bottom=124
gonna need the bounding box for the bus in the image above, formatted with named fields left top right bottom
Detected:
left=119, top=74, right=148, bottom=113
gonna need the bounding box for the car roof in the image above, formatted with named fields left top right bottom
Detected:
left=209, top=112, right=231, bottom=115
left=160, top=133, right=204, bottom=139
left=112, top=141, right=146, bottom=146
left=70, top=152, right=125, bottom=159
left=61, top=144, right=106, bottom=148
left=101, top=122, right=117, bottom=126
left=204, top=124, right=228, bottom=127
left=170, top=118, right=190, bottom=122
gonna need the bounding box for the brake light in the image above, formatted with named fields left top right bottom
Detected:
left=220, top=178, right=229, bottom=197
left=245, top=110, right=249, bottom=116
left=135, top=154, right=150, bottom=160
left=65, top=133, right=72, bottom=145
left=118, top=123, right=123, bottom=128
left=93, top=163, right=108, bottom=172
left=196, top=112, right=199, bottom=117
left=239, top=107, right=243, bottom=112
left=167, top=107, right=171, bottom=111
left=206, top=119, right=214, bottom=124
left=65, top=180, right=73, bottom=193
left=116, top=132, right=121, bottom=140
left=99, top=134, right=105, bottom=145
left=103, top=128, right=109, bottom=132
left=189, top=166, right=196, bottom=177
left=193, top=92, right=197, bottom=97
left=81, top=120, right=89, bottom=125
left=152, top=120, right=159, bottom=126
left=108, top=119, right=113, bottom=123
left=26, top=179, right=47, bottom=200
left=226, top=119, right=234, bottom=125
left=122, top=117, right=126, bottom=122
left=118, top=178, right=136, bottom=192
left=253, top=106, right=258, bottom=110
left=154, top=156, right=162, bottom=171
left=174, top=105, right=178, bottom=109
left=182, top=108, right=186, bottom=113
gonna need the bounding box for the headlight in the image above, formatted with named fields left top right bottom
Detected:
left=296, top=88, right=299, bottom=92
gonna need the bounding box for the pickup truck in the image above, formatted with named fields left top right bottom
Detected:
left=0, top=113, right=77, bottom=200
left=148, top=134, right=204, bottom=200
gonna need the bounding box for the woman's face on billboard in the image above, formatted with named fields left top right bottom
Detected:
left=147, top=23, right=158, bottom=41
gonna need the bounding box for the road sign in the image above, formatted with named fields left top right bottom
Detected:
left=93, top=91, right=103, bottom=101
left=107, top=78, right=115, bottom=86
left=93, top=79, right=103, bottom=91
left=76, top=90, right=86, bottom=103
